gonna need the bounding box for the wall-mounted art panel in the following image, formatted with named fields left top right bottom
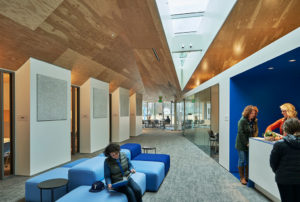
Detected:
left=37, top=74, right=67, bottom=121
left=120, top=93, right=129, bottom=117
left=93, top=88, right=108, bottom=118
left=136, top=94, right=143, bottom=116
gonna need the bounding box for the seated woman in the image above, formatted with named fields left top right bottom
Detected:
left=270, top=118, right=300, bottom=202
left=265, top=103, right=297, bottom=135
left=104, top=143, right=142, bottom=202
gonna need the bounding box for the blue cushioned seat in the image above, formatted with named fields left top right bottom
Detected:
left=57, top=173, right=146, bottom=202
left=98, top=149, right=131, bottom=160
left=56, top=186, right=127, bottom=202
left=61, top=158, right=89, bottom=168
left=120, top=143, right=141, bottom=159
left=131, top=160, right=165, bottom=191
left=133, top=153, right=170, bottom=175
left=68, top=156, right=106, bottom=191
left=25, top=167, right=69, bottom=202
left=101, top=172, right=146, bottom=195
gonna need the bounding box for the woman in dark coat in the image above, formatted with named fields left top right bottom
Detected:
left=270, top=118, right=300, bottom=202
left=235, top=105, right=258, bottom=185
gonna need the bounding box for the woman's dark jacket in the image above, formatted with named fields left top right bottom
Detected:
left=270, top=134, right=300, bottom=184
left=235, top=117, right=258, bottom=151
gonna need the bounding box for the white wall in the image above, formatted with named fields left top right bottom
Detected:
left=80, top=80, right=91, bottom=153
left=80, top=78, right=109, bottom=153
left=112, top=87, right=130, bottom=142
left=130, top=93, right=142, bottom=137
left=184, top=27, right=300, bottom=170
left=15, top=60, right=30, bottom=175
left=16, top=58, right=71, bottom=176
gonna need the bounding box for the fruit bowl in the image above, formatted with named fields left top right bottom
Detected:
left=264, top=136, right=275, bottom=141
left=264, top=131, right=282, bottom=141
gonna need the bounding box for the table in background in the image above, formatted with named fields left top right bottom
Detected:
left=142, top=147, right=156, bottom=154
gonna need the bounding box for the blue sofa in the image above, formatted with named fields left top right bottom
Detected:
left=121, top=143, right=170, bottom=175
left=132, top=160, right=165, bottom=191
left=57, top=187, right=127, bottom=202
left=25, top=167, right=69, bottom=202
left=68, top=156, right=105, bottom=191
left=134, top=153, right=170, bottom=175
left=120, top=143, right=141, bottom=159
left=61, top=158, right=89, bottom=168
left=57, top=171, right=146, bottom=202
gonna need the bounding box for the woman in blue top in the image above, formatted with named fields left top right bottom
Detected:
left=104, top=143, right=142, bottom=202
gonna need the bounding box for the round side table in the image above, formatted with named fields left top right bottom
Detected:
left=142, top=146, right=156, bottom=154
left=37, top=178, right=68, bottom=202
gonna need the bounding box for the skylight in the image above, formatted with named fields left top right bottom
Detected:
left=168, top=0, right=210, bottom=15
left=172, top=17, right=203, bottom=35
left=156, top=0, right=237, bottom=90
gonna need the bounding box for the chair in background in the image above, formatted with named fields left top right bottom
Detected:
left=208, top=130, right=217, bottom=153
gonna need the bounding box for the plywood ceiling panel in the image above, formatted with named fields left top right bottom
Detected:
left=184, top=0, right=300, bottom=91
left=0, top=0, right=298, bottom=101
left=0, top=0, right=63, bottom=30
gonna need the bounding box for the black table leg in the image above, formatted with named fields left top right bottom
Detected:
left=51, top=189, right=54, bottom=202
left=40, top=188, right=42, bottom=202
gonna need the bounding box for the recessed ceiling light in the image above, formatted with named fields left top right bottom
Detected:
left=289, top=59, right=296, bottom=62
left=268, top=67, right=274, bottom=70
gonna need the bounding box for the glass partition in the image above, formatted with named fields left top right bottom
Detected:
left=183, top=84, right=219, bottom=161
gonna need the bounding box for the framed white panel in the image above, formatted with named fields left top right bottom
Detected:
left=120, top=93, right=129, bottom=117
left=93, top=88, right=108, bottom=118
left=37, top=74, right=67, bottom=121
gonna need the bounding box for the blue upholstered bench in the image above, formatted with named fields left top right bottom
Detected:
left=56, top=187, right=127, bottom=202
left=25, top=167, right=69, bottom=202
left=133, top=154, right=170, bottom=175
left=121, top=143, right=170, bottom=175
left=131, top=160, right=165, bottom=191
left=120, top=143, right=141, bottom=159
left=57, top=172, right=146, bottom=202
left=61, top=158, right=89, bottom=168
left=68, top=156, right=106, bottom=191
left=98, top=149, right=131, bottom=160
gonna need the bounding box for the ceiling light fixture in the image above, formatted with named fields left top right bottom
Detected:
left=152, top=48, right=160, bottom=62
left=289, top=59, right=296, bottom=62
left=268, top=67, right=274, bottom=70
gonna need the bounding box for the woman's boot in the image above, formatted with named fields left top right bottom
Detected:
left=245, top=165, right=248, bottom=182
left=238, top=166, right=247, bottom=185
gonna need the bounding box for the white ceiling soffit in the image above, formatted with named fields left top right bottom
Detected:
left=155, top=0, right=237, bottom=89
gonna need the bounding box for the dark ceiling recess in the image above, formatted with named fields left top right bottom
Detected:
left=152, top=48, right=160, bottom=62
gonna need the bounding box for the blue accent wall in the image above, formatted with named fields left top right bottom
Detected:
left=229, top=47, right=300, bottom=172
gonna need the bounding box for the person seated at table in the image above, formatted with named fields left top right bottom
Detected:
left=165, top=116, right=171, bottom=124
left=104, top=143, right=142, bottom=202
left=270, top=118, right=300, bottom=202
left=265, top=103, right=298, bottom=135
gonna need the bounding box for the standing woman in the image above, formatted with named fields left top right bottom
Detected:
left=270, top=118, right=300, bottom=202
left=104, top=143, right=142, bottom=202
left=235, top=105, right=258, bottom=185
left=265, top=103, right=297, bottom=135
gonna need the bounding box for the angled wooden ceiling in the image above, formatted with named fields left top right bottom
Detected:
left=0, top=0, right=299, bottom=101
left=184, top=0, right=300, bottom=92
left=0, top=0, right=181, bottom=100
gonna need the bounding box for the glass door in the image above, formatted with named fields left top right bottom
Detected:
left=71, top=86, right=80, bottom=154
left=0, top=71, right=14, bottom=179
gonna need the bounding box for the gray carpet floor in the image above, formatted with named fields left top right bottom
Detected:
left=0, top=128, right=270, bottom=202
